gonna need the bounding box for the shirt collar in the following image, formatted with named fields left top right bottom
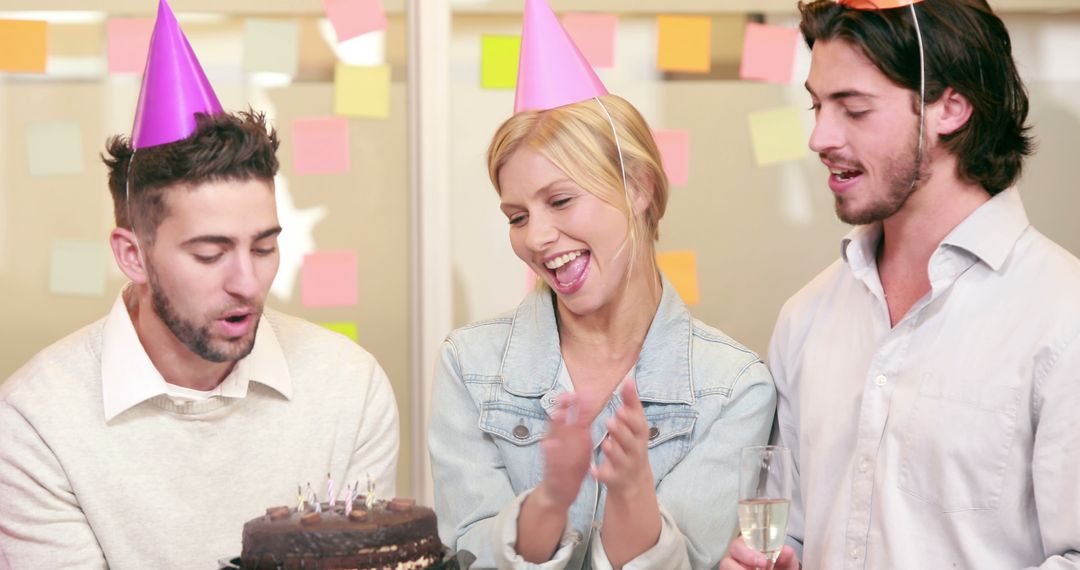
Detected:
left=940, top=187, right=1029, bottom=271
left=839, top=187, right=1029, bottom=274
left=101, top=293, right=293, bottom=421
left=499, top=275, right=694, bottom=404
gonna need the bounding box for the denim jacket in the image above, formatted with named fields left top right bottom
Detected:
left=428, top=277, right=776, bottom=569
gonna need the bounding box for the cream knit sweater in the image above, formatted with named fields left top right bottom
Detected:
left=0, top=309, right=399, bottom=569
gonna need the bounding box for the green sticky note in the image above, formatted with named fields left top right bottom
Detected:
left=747, top=107, right=808, bottom=166
left=50, top=240, right=109, bottom=296
left=481, top=35, right=520, bottom=90
left=334, top=63, right=391, bottom=118
left=26, top=122, right=84, bottom=176
left=321, top=321, right=359, bottom=342
left=244, top=19, right=300, bottom=77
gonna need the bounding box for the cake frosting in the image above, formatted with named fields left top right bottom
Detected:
left=240, top=498, right=443, bottom=570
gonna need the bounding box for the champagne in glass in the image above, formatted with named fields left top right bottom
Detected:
left=738, top=445, right=793, bottom=565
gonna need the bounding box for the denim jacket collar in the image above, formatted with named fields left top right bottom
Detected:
left=498, top=275, right=694, bottom=405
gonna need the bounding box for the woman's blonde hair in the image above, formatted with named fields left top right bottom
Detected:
left=487, top=95, right=669, bottom=280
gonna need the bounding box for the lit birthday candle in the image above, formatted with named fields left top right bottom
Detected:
left=296, top=485, right=304, bottom=512
left=365, top=473, right=375, bottom=510
left=326, top=473, right=335, bottom=508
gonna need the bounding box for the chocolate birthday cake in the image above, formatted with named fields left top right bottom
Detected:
left=240, top=498, right=443, bottom=570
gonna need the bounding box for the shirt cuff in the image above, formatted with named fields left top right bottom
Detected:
left=589, top=504, right=689, bottom=570
left=494, top=489, right=580, bottom=570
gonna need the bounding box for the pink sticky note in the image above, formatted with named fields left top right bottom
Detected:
left=301, top=251, right=358, bottom=307
left=107, top=18, right=154, bottom=74
left=740, top=22, right=800, bottom=84
left=653, top=129, right=690, bottom=187
left=322, top=0, right=387, bottom=42
left=561, top=13, right=617, bottom=69
left=293, top=117, right=350, bottom=174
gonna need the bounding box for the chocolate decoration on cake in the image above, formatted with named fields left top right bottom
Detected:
left=240, top=500, right=442, bottom=570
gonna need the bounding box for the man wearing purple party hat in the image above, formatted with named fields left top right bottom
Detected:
left=427, top=1, right=775, bottom=568
left=0, top=1, right=399, bottom=567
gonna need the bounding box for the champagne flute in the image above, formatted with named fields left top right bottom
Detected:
left=738, top=445, right=793, bottom=568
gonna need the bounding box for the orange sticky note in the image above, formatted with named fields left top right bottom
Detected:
left=321, top=321, right=359, bottom=342
left=322, top=0, right=387, bottom=42
left=107, top=18, right=154, bottom=74
left=293, top=117, right=350, bottom=174
left=561, top=13, right=617, bottom=69
left=748, top=107, right=808, bottom=166
left=653, top=129, right=690, bottom=187
left=301, top=251, right=358, bottom=307
left=0, top=20, right=47, bottom=73
left=656, top=15, right=711, bottom=74
left=481, top=35, right=520, bottom=90
left=740, top=23, right=800, bottom=84
left=656, top=251, right=700, bottom=306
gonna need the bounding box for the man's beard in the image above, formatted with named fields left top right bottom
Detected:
left=835, top=124, right=930, bottom=225
left=147, top=263, right=259, bottom=363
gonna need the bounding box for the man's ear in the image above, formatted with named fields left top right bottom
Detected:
left=110, top=228, right=148, bottom=284
left=933, top=87, right=974, bottom=137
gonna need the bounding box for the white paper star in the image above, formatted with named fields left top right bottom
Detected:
left=271, top=175, right=327, bottom=302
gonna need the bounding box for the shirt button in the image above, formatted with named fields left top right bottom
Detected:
left=850, top=548, right=859, bottom=559
left=875, top=374, right=888, bottom=387
left=513, top=425, right=530, bottom=439
left=569, top=531, right=583, bottom=543
left=648, top=426, right=660, bottom=440
left=859, top=457, right=872, bottom=473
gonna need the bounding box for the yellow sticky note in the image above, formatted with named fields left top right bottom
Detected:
left=0, top=20, right=47, bottom=73
left=656, top=15, right=711, bottom=74
left=656, top=251, right=700, bottom=306
left=481, top=35, right=520, bottom=90
left=334, top=63, right=390, bottom=118
left=321, top=321, right=359, bottom=342
left=748, top=107, right=808, bottom=166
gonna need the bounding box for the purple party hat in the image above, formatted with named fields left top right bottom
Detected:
left=131, top=0, right=223, bottom=149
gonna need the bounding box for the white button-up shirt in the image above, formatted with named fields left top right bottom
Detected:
left=769, top=188, right=1080, bottom=569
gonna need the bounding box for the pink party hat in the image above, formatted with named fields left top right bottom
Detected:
left=131, top=0, right=222, bottom=149
left=514, top=0, right=608, bottom=113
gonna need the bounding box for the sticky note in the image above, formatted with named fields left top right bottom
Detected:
left=106, top=18, right=153, bottom=74
left=748, top=107, right=808, bottom=166
left=656, top=251, right=700, bottom=306
left=321, top=321, right=359, bottom=342
left=322, top=0, right=387, bottom=42
left=561, top=13, right=617, bottom=69
left=26, top=122, right=84, bottom=176
left=481, top=35, right=520, bottom=90
left=740, top=23, right=800, bottom=84
left=334, top=63, right=390, bottom=118
left=0, top=20, right=47, bottom=73
left=653, top=129, right=690, bottom=187
left=656, top=15, right=711, bottom=74
left=293, top=117, right=350, bottom=174
left=50, top=240, right=109, bottom=296
left=244, top=19, right=300, bottom=77
left=301, top=251, right=358, bottom=307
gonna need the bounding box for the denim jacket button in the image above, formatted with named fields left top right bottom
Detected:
left=513, top=425, right=530, bottom=439
left=648, top=426, right=660, bottom=440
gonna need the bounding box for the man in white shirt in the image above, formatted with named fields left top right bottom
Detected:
left=0, top=4, right=398, bottom=566
left=723, top=0, right=1080, bottom=568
